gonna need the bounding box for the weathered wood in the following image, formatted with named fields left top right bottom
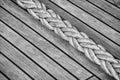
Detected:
left=88, top=76, right=99, bottom=80
left=0, top=38, right=55, bottom=80
left=0, top=0, right=114, bottom=79
left=40, top=0, right=120, bottom=59
left=69, top=0, right=120, bottom=33
left=51, top=0, right=120, bottom=46
left=88, top=0, right=120, bottom=20
left=0, top=21, right=78, bottom=80
left=0, top=53, right=32, bottom=80
left=0, top=72, right=8, bottom=80
left=106, top=0, right=120, bottom=5
left=41, top=0, right=120, bottom=66
left=0, top=7, right=93, bottom=80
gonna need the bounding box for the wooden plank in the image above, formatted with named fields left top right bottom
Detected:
left=0, top=38, right=55, bottom=80
left=106, top=0, right=120, bottom=5
left=50, top=0, right=120, bottom=46
left=0, top=8, right=92, bottom=80
left=0, top=72, right=8, bottom=80
left=69, top=0, right=120, bottom=33
left=40, top=0, right=120, bottom=59
left=106, top=0, right=116, bottom=3
left=0, top=22, right=77, bottom=80
left=88, top=0, right=120, bottom=20
left=88, top=76, right=99, bottom=80
left=0, top=53, right=32, bottom=80
left=0, top=0, right=115, bottom=79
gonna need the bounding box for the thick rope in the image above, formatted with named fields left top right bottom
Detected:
left=16, top=0, right=120, bottom=79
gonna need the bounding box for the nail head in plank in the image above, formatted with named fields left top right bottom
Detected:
left=0, top=38, right=55, bottom=80
left=0, top=53, right=32, bottom=80
left=0, top=0, right=115, bottom=79
left=69, top=0, right=120, bottom=33
left=0, top=8, right=92, bottom=80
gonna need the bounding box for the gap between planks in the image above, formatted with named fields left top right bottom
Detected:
left=0, top=10, right=93, bottom=79
left=68, top=0, right=120, bottom=33
left=87, top=0, right=120, bottom=20
left=0, top=71, right=9, bottom=80
left=0, top=52, right=32, bottom=80
left=0, top=0, right=115, bottom=79
left=40, top=0, right=120, bottom=60
left=0, top=37, right=56, bottom=80
left=105, top=0, right=120, bottom=8
left=0, top=22, right=78, bottom=80
left=50, top=0, right=120, bottom=48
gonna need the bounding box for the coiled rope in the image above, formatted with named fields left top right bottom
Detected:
left=16, top=0, right=120, bottom=79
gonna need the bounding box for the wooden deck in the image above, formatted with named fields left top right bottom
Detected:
left=0, top=0, right=120, bottom=80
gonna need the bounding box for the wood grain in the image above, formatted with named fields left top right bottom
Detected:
left=0, top=0, right=115, bottom=79
left=0, top=21, right=78, bottom=80
left=39, top=0, right=120, bottom=61
left=88, top=0, right=120, bottom=20
left=41, top=0, right=120, bottom=66
left=51, top=0, right=120, bottom=46
left=0, top=7, right=93, bottom=80
left=69, top=0, right=120, bottom=33
left=0, top=37, right=55, bottom=80
left=0, top=73, right=8, bottom=80
left=106, top=0, right=120, bottom=4
left=0, top=53, right=32, bottom=80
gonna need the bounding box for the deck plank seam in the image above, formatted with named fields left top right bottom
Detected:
left=0, top=20, right=82, bottom=80
left=105, top=0, right=120, bottom=9
left=67, top=0, right=120, bottom=33
left=0, top=4, right=98, bottom=78
left=0, top=70, right=10, bottom=80
left=47, top=0, right=120, bottom=49
left=0, top=32, right=57, bottom=80
left=0, top=0, right=116, bottom=79
left=0, top=50, right=34, bottom=80
left=86, top=0, right=120, bottom=21
left=37, top=0, right=120, bottom=60
left=14, top=0, right=118, bottom=79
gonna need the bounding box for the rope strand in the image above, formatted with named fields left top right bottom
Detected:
left=16, top=0, right=120, bottom=79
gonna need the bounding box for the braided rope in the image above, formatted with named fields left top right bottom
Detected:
left=16, top=0, right=120, bottom=79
